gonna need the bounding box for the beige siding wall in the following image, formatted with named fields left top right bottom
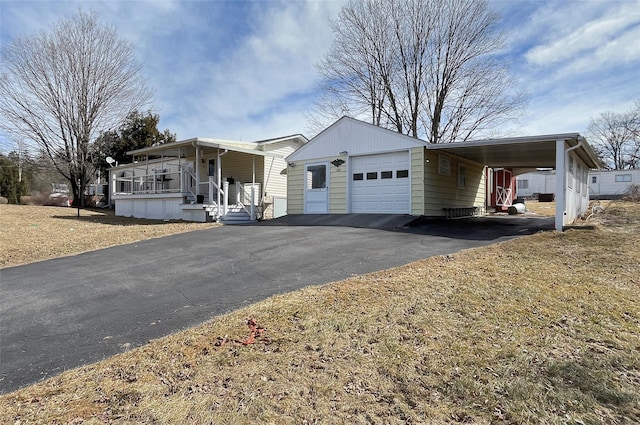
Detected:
left=217, top=152, right=265, bottom=201
left=262, top=156, right=288, bottom=197
left=329, top=155, right=348, bottom=213
left=261, top=142, right=299, bottom=219
left=286, top=155, right=348, bottom=214
left=410, top=147, right=425, bottom=215
left=423, top=150, right=486, bottom=216
left=287, top=161, right=305, bottom=214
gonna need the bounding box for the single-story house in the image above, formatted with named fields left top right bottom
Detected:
left=109, top=134, right=307, bottom=222
left=517, top=168, right=640, bottom=200
left=286, top=116, right=601, bottom=231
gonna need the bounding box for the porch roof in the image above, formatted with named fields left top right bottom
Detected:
left=127, top=137, right=297, bottom=159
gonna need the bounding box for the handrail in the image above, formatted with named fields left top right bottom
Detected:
left=235, top=182, right=258, bottom=220
left=207, top=176, right=228, bottom=217
left=184, top=170, right=197, bottom=200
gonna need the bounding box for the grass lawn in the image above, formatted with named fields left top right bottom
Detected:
left=1, top=202, right=638, bottom=424
left=0, top=205, right=218, bottom=268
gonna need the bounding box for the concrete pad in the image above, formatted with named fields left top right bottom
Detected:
left=259, top=213, right=417, bottom=231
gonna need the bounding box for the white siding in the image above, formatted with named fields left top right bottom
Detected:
left=261, top=141, right=299, bottom=198
left=519, top=169, right=640, bottom=199
left=564, top=150, right=590, bottom=224
left=288, top=117, right=428, bottom=162
left=590, top=169, right=640, bottom=198
left=115, top=194, right=184, bottom=220
left=516, top=172, right=556, bottom=197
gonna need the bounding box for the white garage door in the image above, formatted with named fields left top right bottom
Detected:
left=351, top=151, right=410, bottom=214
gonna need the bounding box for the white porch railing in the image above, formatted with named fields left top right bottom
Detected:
left=183, top=169, right=198, bottom=200
left=112, top=167, right=261, bottom=221
left=208, top=176, right=229, bottom=219
left=235, top=182, right=260, bottom=220
left=113, top=167, right=183, bottom=195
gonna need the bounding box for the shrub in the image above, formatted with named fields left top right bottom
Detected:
left=623, top=184, right=640, bottom=202
left=28, top=191, right=51, bottom=206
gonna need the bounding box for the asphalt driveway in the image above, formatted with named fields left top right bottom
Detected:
left=0, top=215, right=553, bottom=393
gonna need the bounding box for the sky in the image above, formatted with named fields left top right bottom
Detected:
left=0, top=0, right=639, bottom=152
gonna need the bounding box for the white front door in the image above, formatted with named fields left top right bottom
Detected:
left=304, top=162, right=329, bottom=213
left=351, top=151, right=411, bottom=214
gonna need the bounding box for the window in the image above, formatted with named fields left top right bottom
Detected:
left=615, top=174, right=632, bottom=183
left=366, top=172, right=378, bottom=180
left=208, top=159, right=216, bottom=177
left=381, top=171, right=393, bottom=179
left=352, top=173, right=363, bottom=181
left=592, top=176, right=598, bottom=184
left=306, top=164, right=326, bottom=189
left=397, top=170, right=409, bottom=178
left=438, top=155, right=451, bottom=176
left=568, top=157, right=574, bottom=188
left=576, top=164, right=581, bottom=193
left=517, top=179, right=529, bottom=189
left=457, top=163, right=466, bottom=187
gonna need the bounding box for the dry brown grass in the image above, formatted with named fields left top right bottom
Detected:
left=0, top=205, right=218, bottom=268
left=1, top=202, right=639, bottom=424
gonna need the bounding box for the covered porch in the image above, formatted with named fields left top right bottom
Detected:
left=110, top=138, right=282, bottom=223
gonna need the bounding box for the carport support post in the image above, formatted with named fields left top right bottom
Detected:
left=555, top=139, right=565, bottom=231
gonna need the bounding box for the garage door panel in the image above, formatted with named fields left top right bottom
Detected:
left=351, top=151, right=410, bottom=214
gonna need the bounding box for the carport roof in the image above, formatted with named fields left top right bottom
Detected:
left=427, top=133, right=601, bottom=169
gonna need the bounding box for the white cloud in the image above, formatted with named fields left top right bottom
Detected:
left=525, top=1, right=640, bottom=66
left=495, top=0, right=640, bottom=136
left=160, top=0, right=344, bottom=140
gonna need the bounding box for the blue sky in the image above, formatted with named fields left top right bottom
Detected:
left=1, top=0, right=639, bottom=152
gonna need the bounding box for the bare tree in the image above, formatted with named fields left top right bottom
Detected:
left=311, top=0, right=525, bottom=142
left=588, top=101, right=640, bottom=169
left=0, top=10, right=152, bottom=206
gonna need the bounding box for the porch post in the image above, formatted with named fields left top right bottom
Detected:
left=195, top=145, right=200, bottom=197
left=209, top=176, right=214, bottom=204
left=555, top=139, right=566, bottom=231
left=111, top=171, right=116, bottom=200
left=223, top=181, right=229, bottom=217
left=217, top=149, right=222, bottom=214
left=251, top=156, right=256, bottom=220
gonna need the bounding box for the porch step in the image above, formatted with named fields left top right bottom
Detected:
left=221, top=211, right=254, bottom=224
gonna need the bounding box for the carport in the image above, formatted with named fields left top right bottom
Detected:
left=428, top=133, right=601, bottom=231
